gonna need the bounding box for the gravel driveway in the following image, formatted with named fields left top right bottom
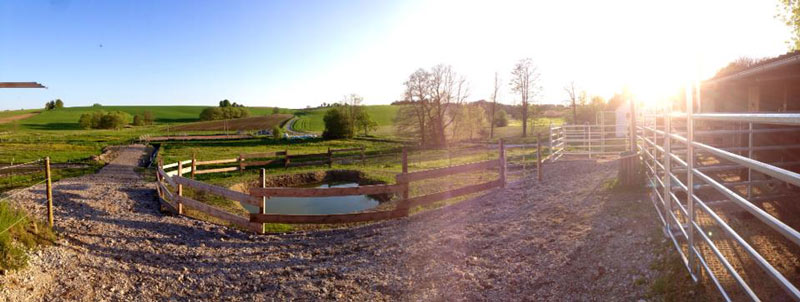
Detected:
left=1, top=146, right=661, bottom=301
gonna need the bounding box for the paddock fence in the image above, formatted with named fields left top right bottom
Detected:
left=154, top=143, right=507, bottom=232
left=637, top=96, right=800, bottom=300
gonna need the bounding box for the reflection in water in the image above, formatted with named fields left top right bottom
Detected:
left=243, top=182, right=380, bottom=215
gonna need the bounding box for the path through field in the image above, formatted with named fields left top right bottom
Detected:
left=1, top=146, right=662, bottom=301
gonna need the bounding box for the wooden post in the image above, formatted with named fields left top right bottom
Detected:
left=45, top=157, right=53, bottom=227
left=260, top=168, right=267, bottom=234
left=191, top=153, right=196, bottom=179
left=399, top=148, right=410, bottom=216
left=360, top=146, right=365, bottom=165
left=238, top=154, right=244, bottom=173
left=284, top=149, right=290, bottom=168
left=327, top=147, right=332, bottom=168
left=499, top=139, right=506, bottom=188
left=177, top=161, right=184, bottom=215
left=537, top=133, right=542, bottom=181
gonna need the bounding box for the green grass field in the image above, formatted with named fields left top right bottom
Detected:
left=291, top=105, right=399, bottom=133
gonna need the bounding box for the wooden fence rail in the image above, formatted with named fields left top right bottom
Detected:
left=154, top=142, right=506, bottom=231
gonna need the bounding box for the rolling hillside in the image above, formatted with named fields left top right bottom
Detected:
left=291, top=105, right=399, bottom=133
left=170, top=114, right=293, bottom=131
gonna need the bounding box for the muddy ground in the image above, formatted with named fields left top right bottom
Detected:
left=1, top=146, right=675, bottom=301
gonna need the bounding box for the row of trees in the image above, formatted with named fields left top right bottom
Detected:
left=393, top=59, right=540, bottom=147
left=200, top=100, right=250, bottom=121
left=44, top=99, right=64, bottom=110
left=322, top=94, right=378, bottom=139
left=78, top=111, right=131, bottom=129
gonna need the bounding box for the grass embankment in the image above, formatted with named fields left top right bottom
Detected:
left=157, top=138, right=547, bottom=232
left=0, top=201, right=56, bottom=272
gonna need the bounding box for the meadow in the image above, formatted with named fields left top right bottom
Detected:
left=291, top=105, right=399, bottom=133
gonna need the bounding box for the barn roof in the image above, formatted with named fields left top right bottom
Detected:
left=704, top=51, right=800, bottom=85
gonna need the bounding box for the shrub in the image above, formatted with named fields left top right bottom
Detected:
left=272, top=125, right=284, bottom=139
left=133, top=111, right=155, bottom=126
left=142, top=111, right=155, bottom=124
left=133, top=114, right=144, bottom=126
left=77, top=111, right=130, bottom=129
left=494, top=109, right=509, bottom=127
left=322, top=108, right=353, bottom=139
left=92, top=103, right=102, bottom=108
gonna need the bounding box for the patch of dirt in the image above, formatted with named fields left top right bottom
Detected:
left=1, top=153, right=669, bottom=301
left=0, top=112, right=38, bottom=124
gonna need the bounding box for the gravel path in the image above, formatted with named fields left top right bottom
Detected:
left=1, top=146, right=661, bottom=301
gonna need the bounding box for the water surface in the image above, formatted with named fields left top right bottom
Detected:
left=243, top=182, right=380, bottom=215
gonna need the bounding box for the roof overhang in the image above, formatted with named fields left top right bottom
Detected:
left=704, top=54, right=800, bottom=86
left=0, top=82, right=47, bottom=88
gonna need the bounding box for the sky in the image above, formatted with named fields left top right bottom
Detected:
left=0, top=0, right=793, bottom=110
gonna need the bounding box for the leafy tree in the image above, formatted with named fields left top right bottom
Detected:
left=219, top=99, right=232, bottom=107
left=54, top=99, right=63, bottom=109
left=78, top=113, right=94, bottom=129
left=272, top=107, right=280, bottom=114
left=322, top=108, right=353, bottom=139
left=199, top=107, right=249, bottom=121
left=44, top=101, right=55, bottom=110
left=142, top=111, right=155, bottom=125
left=354, top=109, right=378, bottom=136
left=92, top=103, right=102, bottom=108
left=778, top=0, right=800, bottom=50
left=494, top=109, right=509, bottom=127
left=272, top=125, right=284, bottom=139
left=133, top=114, right=144, bottom=126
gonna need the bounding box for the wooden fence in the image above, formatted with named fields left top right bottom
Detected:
left=154, top=142, right=506, bottom=232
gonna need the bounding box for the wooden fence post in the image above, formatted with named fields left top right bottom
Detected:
left=398, top=148, right=410, bottom=216
left=260, top=168, right=267, bottom=234
left=360, top=146, right=365, bottom=165
left=499, top=140, right=506, bottom=188
left=284, top=149, right=290, bottom=168
left=537, top=133, right=543, bottom=181
left=177, top=161, right=184, bottom=215
left=327, top=147, right=332, bottom=168
left=45, top=157, right=53, bottom=227
left=238, top=154, right=244, bottom=174
left=191, top=153, right=196, bottom=179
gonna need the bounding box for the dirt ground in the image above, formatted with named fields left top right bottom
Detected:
left=1, top=147, right=672, bottom=301
left=0, top=113, right=37, bottom=124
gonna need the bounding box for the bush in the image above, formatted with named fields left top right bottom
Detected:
left=132, top=111, right=155, bottom=126
left=322, top=108, right=353, bottom=139
left=77, top=111, right=130, bottom=129
left=133, top=114, right=144, bottom=126
left=92, top=103, right=102, bottom=108
left=272, top=126, right=284, bottom=139
left=142, top=111, right=155, bottom=124
left=494, top=109, right=509, bottom=127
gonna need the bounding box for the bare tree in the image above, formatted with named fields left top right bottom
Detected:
left=564, top=81, right=577, bottom=124
left=396, top=64, right=468, bottom=147
left=510, top=58, right=540, bottom=137
left=341, top=93, right=364, bottom=132
left=490, top=72, right=500, bottom=138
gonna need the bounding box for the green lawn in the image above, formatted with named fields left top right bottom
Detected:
left=291, top=105, right=399, bottom=133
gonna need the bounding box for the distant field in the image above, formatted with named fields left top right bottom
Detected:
left=0, top=109, right=40, bottom=124
left=291, top=105, right=399, bottom=133
left=1, top=106, right=278, bottom=131
left=171, top=114, right=293, bottom=131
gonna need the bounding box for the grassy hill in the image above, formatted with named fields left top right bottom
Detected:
left=0, top=106, right=278, bottom=131
left=291, top=105, right=399, bottom=133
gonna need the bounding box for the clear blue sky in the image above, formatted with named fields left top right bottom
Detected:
left=0, top=0, right=792, bottom=110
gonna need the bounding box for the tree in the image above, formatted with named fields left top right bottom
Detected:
left=199, top=107, right=249, bottom=121
left=341, top=94, right=364, bottom=132
left=494, top=109, right=509, bottom=127
left=219, top=99, right=232, bottom=107
left=142, top=111, right=155, bottom=125
left=272, top=107, right=280, bottom=114
left=54, top=99, right=64, bottom=109
left=396, top=64, right=468, bottom=147
left=354, top=109, right=378, bottom=136
left=133, top=114, right=144, bottom=126
left=510, top=58, right=540, bottom=137
left=490, top=72, right=500, bottom=138
left=322, top=108, right=353, bottom=139
left=777, top=0, right=800, bottom=50
left=272, top=125, right=284, bottom=139
left=78, top=113, right=93, bottom=129
left=564, top=81, right=578, bottom=124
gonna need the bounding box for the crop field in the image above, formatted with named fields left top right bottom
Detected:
left=170, top=114, right=292, bottom=131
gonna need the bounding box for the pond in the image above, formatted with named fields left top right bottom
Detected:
left=242, top=182, right=381, bottom=215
